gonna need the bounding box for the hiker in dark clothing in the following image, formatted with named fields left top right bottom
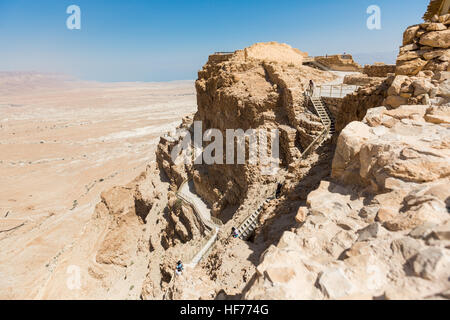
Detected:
left=231, top=227, right=239, bottom=238
left=175, top=260, right=184, bottom=276
left=276, top=183, right=283, bottom=199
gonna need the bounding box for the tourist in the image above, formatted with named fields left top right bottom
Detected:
left=309, top=80, right=315, bottom=96
left=275, top=183, right=283, bottom=199
left=231, top=227, right=239, bottom=238
left=175, top=260, right=184, bottom=276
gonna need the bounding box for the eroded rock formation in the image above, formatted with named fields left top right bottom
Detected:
left=68, top=14, right=449, bottom=300
left=244, top=104, right=450, bottom=300
left=183, top=43, right=336, bottom=215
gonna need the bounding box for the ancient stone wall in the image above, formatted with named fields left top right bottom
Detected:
left=191, top=43, right=337, bottom=214
left=396, top=14, right=450, bottom=76
left=363, top=64, right=396, bottom=77
left=321, top=96, right=342, bottom=121
left=315, top=54, right=362, bottom=71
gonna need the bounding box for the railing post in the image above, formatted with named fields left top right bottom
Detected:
left=330, top=86, right=333, bottom=97
left=340, top=85, right=343, bottom=98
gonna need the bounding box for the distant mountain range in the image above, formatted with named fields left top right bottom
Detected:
left=352, top=51, right=398, bottom=66
left=0, top=72, right=82, bottom=95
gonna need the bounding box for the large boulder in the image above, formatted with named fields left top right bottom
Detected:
left=396, top=58, right=428, bottom=76
left=412, top=248, right=450, bottom=281
left=419, top=30, right=450, bottom=48
left=403, top=25, right=420, bottom=45
left=317, top=268, right=354, bottom=299
left=333, top=104, right=450, bottom=191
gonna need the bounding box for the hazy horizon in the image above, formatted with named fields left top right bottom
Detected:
left=0, top=0, right=428, bottom=82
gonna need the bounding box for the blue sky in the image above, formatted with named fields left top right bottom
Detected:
left=0, top=0, right=429, bottom=82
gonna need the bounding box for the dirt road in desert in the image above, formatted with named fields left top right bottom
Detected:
left=0, top=72, right=196, bottom=298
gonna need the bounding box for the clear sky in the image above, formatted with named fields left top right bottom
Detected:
left=0, top=0, right=430, bottom=82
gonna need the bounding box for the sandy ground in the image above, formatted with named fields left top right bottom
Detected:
left=0, top=72, right=196, bottom=299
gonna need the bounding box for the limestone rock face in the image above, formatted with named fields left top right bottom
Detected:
left=396, top=58, right=428, bottom=76
left=403, top=25, right=421, bottom=45
left=244, top=102, right=450, bottom=300
left=95, top=167, right=160, bottom=267
left=363, top=64, right=396, bottom=77
left=244, top=42, right=308, bottom=65
left=420, top=30, right=450, bottom=48
left=332, top=105, right=450, bottom=192
left=396, top=19, right=450, bottom=76
left=318, top=268, right=354, bottom=299
left=156, top=115, right=194, bottom=187
left=192, top=42, right=337, bottom=214
left=163, top=269, right=217, bottom=300
left=314, top=54, right=362, bottom=72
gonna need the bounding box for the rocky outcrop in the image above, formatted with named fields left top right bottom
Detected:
left=94, top=165, right=160, bottom=267
left=335, top=80, right=390, bottom=132
left=161, top=192, right=209, bottom=248
left=397, top=16, right=450, bottom=76
left=333, top=104, right=450, bottom=230
left=192, top=42, right=337, bottom=215
left=335, top=14, right=450, bottom=132
left=244, top=104, right=450, bottom=300
left=383, top=71, right=449, bottom=108
left=64, top=11, right=449, bottom=301
left=156, top=115, right=194, bottom=188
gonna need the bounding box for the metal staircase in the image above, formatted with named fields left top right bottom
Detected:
left=235, top=96, right=336, bottom=241
left=303, top=58, right=331, bottom=71
left=176, top=180, right=222, bottom=266
left=310, top=96, right=335, bottom=134
left=236, top=197, right=274, bottom=240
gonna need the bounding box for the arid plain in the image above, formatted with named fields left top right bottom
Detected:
left=0, top=72, right=196, bottom=298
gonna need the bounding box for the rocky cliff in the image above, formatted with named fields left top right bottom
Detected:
left=398, top=14, right=450, bottom=76
left=241, top=14, right=450, bottom=300
left=70, top=13, right=449, bottom=300
left=163, top=43, right=337, bottom=216
left=244, top=103, right=450, bottom=300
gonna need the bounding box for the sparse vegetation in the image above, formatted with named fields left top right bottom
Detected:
left=71, top=200, right=78, bottom=211
left=174, top=199, right=183, bottom=211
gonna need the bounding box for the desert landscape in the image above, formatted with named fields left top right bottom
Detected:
left=0, top=73, right=196, bottom=298
left=0, top=1, right=449, bottom=301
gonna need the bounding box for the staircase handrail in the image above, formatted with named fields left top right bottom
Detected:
left=175, top=180, right=223, bottom=264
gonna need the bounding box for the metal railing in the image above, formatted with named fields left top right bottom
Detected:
left=313, top=84, right=359, bottom=98
left=176, top=188, right=222, bottom=231
left=175, top=180, right=222, bottom=264
left=301, top=125, right=331, bottom=159
left=182, top=231, right=215, bottom=265
left=234, top=183, right=279, bottom=240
